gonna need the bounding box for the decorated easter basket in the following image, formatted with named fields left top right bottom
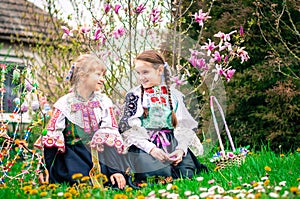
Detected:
left=209, top=96, right=249, bottom=169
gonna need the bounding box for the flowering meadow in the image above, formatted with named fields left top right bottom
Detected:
left=0, top=146, right=299, bottom=199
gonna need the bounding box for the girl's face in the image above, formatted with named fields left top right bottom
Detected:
left=84, top=64, right=106, bottom=92
left=135, top=60, right=163, bottom=88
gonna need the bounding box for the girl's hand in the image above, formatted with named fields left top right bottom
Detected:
left=150, top=147, right=170, bottom=162
left=169, top=149, right=184, bottom=166
left=110, top=173, right=126, bottom=189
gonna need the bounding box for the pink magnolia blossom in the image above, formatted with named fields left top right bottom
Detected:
left=113, top=27, right=126, bottom=39
left=214, top=30, right=237, bottom=42
left=171, top=76, right=187, bottom=86
left=114, top=4, right=121, bottom=14
left=201, top=39, right=216, bottom=56
left=61, top=26, right=74, bottom=39
left=240, top=26, right=244, bottom=37
left=135, top=4, right=146, bottom=14
left=237, top=47, right=250, bottom=63
left=225, top=69, right=236, bottom=82
left=149, top=8, right=161, bottom=23
left=194, top=9, right=211, bottom=26
left=94, top=28, right=102, bottom=40
left=80, top=26, right=90, bottom=34
left=189, top=56, right=207, bottom=71
left=212, top=51, right=222, bottom=62
left=104, top=4, right=111, bottom=13
left=219, top=41, right=232, bottom=51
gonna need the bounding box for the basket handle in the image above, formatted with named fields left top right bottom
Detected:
left=210, top=96, right=236, bottom=154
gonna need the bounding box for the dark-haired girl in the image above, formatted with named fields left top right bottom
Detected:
left=119, top=50, right=207, bottom=183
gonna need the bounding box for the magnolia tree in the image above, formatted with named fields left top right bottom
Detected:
left=14, top=0, right=249, bottom=151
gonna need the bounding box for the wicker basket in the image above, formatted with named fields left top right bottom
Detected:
left=209, top=96, right=249, bottom=169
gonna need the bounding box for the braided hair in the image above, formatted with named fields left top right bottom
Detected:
left=135, top=50, right=178, bottom=127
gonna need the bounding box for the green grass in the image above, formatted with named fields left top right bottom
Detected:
left=0, top=147, right=299, bottom=199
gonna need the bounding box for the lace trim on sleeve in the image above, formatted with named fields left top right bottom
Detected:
left=121, top=125, right=155, bottom=153
left=174, top=127, right=203, bottom=156
left=90, top=129, right=124, bottom=154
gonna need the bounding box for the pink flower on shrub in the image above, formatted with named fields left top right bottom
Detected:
left=214, top=30, right=236, bottom=42
left=240, top=26, right=244, bottom=37
left=135, top=4, right=146, bottom=14
left=225, top=69, right=236, bottom=81
left=61, top=26, right=74, bottom=39
left=114, top=4, right=121, bottom=14
left=212, top=51, right=222, bottom=62
left=104, top=4, right=111, bottom=13
left=113, top=27, right=126, bottom=39
left=201, top=39, right=216, bottom=56
left=149, top=8, right=161, bottom=23
left=94, top=28, right=102, bottom=40
left=237, top=47, right=250, bottom=63
left=194, top=9, right=210, bottom=27
left=80, top=26, right=90, bottom=34
left=171, top=76, right=187, bottom=86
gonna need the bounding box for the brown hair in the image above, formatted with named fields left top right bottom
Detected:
left=135, top=50, right=178, bottom=127
left=70, top=54, right=106, bottom=87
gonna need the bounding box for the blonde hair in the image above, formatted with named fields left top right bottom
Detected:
left=70, top=53, right=106, bottom=87
left=135, top=50, right=178, bottom=127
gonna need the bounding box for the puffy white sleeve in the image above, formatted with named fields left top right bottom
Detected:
left=42, top=108, right=66, bottom=153
left=90, top=94, right=124, bottom=153
left=172, top=89, right=204, bottom=156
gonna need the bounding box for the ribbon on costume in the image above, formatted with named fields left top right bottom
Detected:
left=71, top=101, right=100, bottom=133
left=150, top=130, right=171, bottom=153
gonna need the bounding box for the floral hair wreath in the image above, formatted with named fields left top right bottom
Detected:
left=65, top=63, right=75, bottom=81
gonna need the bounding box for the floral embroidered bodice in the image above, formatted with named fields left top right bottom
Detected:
left=141, top=86, right=177, bottom=129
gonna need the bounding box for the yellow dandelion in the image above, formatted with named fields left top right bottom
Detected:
left=140, top=183, right=148, bottom=187
left=136, top=195, right=145, bottom=199
left=113, top=194, right=128, bottom=199
left=255, top=193, right=261, bottom=198
left=81, top=176, right=90, bottom=182
left=29, top=189, right=38, bottom=195
left=48, top=184, right=57, bottom=190
left=40, top=192, right=47, bottom=197
left=290, top=187, right=298, bottom=193
left=22, top=185, right=32, bottom=192
left=264, top=166, right=272, bottom=172
left=125, top=187, right=133, bottom=192
left=280, top=154, right=284, bottom=157
left=234, top=186, right=241, bottom=190
left=95, top=173, right=108, bottom=184
left=248, top=152, right=253, bottom=155
left=296, top=148, right=300, bottom=152
left=85, top=193, right=91, bottom=197
left=263, top=180, right=270, bottom=186
left=78, top=183, right=87, bottom=189
left=297, top=178, right=300, bottom=181
left=72, top=173, right=83, bottom=180
left=252, top=182, right=259, bottom=187
left=69, top=188, right=77, bottom=195
left=64, top=192, right=72, bottom=198
left=38, top=185, right=47, bottom=191
left=171, top=185, right=178, bottom=190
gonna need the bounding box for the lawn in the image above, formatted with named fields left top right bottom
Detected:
left=0, top=146, right=299, bottom=199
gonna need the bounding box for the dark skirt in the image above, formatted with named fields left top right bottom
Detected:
left=44, top=143, right=126, bottom=185
left=126, top=130, right=208, bottom=182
